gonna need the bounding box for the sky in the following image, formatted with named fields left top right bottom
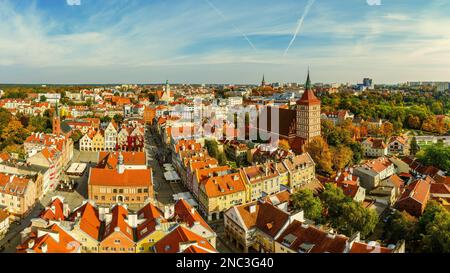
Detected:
left=1, top=0, right=450, bottom=84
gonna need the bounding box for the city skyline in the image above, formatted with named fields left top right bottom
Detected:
left=1, top=0, right=450, bottom=84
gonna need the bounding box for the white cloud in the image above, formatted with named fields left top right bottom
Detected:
left=66, top=0, right=81, bottom=6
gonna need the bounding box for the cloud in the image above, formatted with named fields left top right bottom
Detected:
left=67, top=0, right=81, bottom=6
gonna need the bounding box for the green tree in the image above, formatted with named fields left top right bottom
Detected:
left=336, top=201, right=379, bottom=238
left=292, top=189, right=324, bottom=223
left=384, top=211, right=419, bottom=248
left=417, top=143, right=450, bottom=171
left=410, top=137, right=420, bottom=156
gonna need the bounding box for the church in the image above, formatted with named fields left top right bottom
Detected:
left=258, top=70, right=322, bottom=153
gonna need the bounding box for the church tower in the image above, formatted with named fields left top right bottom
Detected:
left=296, top=70, right=321, bottom=143
left=261, top=74, right=266, bottom=87
left=53, top=102, right=61, bottom=136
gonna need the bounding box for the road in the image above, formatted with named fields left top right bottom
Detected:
left=145, top=126, right=185, bottom=206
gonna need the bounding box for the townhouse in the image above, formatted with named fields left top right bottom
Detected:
left=198, top=171, right=247, bottom=221
left=0, top=173, right=37, bottom=219
left=241, top=162, right=281, bottom=202
left=282, top=153, right=317, bottom=192
left=353, top=157, right=396, bottom=190
left=362, top=138, right=388, bottom=158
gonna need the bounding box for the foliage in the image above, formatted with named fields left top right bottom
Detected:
left=331, top=145, right=353, bottom=171
left=416, top=142, right=450, bottom=171
left=307, top=137, right=333, bottom=174
left=291, top=189, right=324, bottom=223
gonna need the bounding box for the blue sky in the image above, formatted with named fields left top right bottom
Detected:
left=1, top=0, right=450, bottom=84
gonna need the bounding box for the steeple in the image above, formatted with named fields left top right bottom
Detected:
left=305, top=68, right=312, bottom=91
left=262, top=74, right=266, bottom=87
left=52, top=102, right=61, bottom=136
left=297, top=68, right=320, bottom=106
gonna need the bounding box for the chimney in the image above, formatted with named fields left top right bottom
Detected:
left=249, top=204, right=257, bottom=214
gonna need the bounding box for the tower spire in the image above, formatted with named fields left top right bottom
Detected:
left=262, top=74, right=266, bottom=87
left=305, top=68, right=311, bottom=91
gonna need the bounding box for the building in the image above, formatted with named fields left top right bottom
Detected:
left=69, top=201, right=102, bottom=253
left=0, top=173, right=37, bottom=219
left=388, top=136, right=410, bottom=156
left=275, top=221, right=404, bottom=253
left=92, top=130, right=105, bottom=152
left=241, top=163, right=281, bottom=202
left=362, top=138, right=388, bottom=157
left=224, top=198, right=304, bottom=253
left=296, top=71, right=322, bottom=144
left=353, top=157, right=396, bottom=190
left=88, top=153, right=154, bottom=208
left=333, top=171, right=366, bottom=203
left=99, top=205, right=135, bottom=253
left=0, top=207, right=9, bottom=236
left=104, top=122, right=118, bottom=151
left=17, top=224, right=81, bottom=253
left=257, top=71, right=322, bottom=152
left=198, top=171, right=247, bottom=221
left=321, top=110, right=355, bottom=125
left=153, top=225, right=217, bottom=253
left=395, top=177, right=431, bottom=217
left=282, top=153, right=317, bottom=192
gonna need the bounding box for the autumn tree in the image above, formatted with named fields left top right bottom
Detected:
left=381, top=121, right=394, bottom=139
left=331, top=145, right=353, bottom=171
left=307, top=137, right=333, bottom=174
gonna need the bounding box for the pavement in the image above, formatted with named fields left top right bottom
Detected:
left=145, top=126, right=185, bottom=207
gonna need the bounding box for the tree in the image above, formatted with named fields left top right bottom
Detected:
left=0, top=119, right=30, bottom=147
left=307, top=137, right=333, bottom=174
left=336, top=201, right=378, bottom=238
left=331, top=146, right=353, bottom=171
left=384, top=211, right=419, bottom=248
left=421, top=210, right=450, bottom=253
left=320, top=183, right=349, bottom=221
left=410, top=137, right=420, bottom=156
left=349, top=142, right=363, bottom=164
left=381, top=121, right=394, bottom=138
left=70, top=130, right=83, bottom=144
left=40, top=95, right=47, bottom=102
left=278, top=139, right=290, bottom=151
left=113, top=114, right=124, bottom=124
left=417, top=143, right=450, bottom=171
left=292, top=189, right=323, bottom=223
left=407, top=115, right=421, bottom=129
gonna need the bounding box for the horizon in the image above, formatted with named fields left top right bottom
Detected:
left=1, top=0, right=450, bottom=84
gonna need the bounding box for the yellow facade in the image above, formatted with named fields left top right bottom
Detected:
left=92, top=132, right=105, bottom=152
left=70, top=228, right=100, bottom=253
left=136, top=230, right=167, bottom=253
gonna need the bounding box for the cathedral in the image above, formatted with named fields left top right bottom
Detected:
left=258, top=70, right=321, bottom=153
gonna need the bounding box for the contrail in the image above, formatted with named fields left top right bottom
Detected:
left=203, top=0, right=257, bottom=51
left=284, top=0, right=316, bottom=56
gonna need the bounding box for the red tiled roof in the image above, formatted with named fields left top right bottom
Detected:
left=71, top=202, right=102, bottom=241
left=17, top=224, right=81, bottom=253
left=277, top=221, right=348, bottom=253
left=103, top=205, right=134, bottom=242
left=153, top=226, right=216, bottom=253
left=41, top=198, right=66, bottom=222
left=350, top=242, right=393, bottom=253
left=173, top=199, right=212, bottom=232
left=89, top=168, right=152, bottom=187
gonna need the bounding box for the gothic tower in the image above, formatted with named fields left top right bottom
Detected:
left=296, top=70, right=321, bottom=143
left=53, top=102, right=61, bottom=136
left=261, top=74, right=266, bottom=87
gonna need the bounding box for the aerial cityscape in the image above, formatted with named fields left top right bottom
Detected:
left=0, top=0, right=449, bottom=261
